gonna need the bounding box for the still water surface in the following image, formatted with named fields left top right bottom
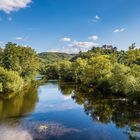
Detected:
left=0, top=80, right=139, bottom=140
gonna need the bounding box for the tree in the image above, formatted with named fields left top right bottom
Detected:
left=80, top=55, right=112, bottom=86
left=125, top=48, right=140, bottom=65
left=73, top=58, right=87, bottom=83
left=58, top=60, right=73, bottom=81
left=45, top=63, right=60, bottom=79
left=2, top=42, right=40, bottom=81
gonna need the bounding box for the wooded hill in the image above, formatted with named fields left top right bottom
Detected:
left=38, top=52, right=76, bottom=64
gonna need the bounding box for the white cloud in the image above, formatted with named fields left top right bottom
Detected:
left=60, top=37, right=71, bottom=42
left=63, top=48, right=80, bottom=54
left=70, top=40, right=98, bottom=49
left=95, top=15, right=100, bottom=20
left=48, top=40, right=98, bottom=54
left=92, top=15, right=101, bottom=22
left=16, top=37, right=23, bottom=40
left=8, top=17, right=12, bottom=21
left=89, top=35, right=99, bottom=41
left=114, top=28, right=125, bottom=33
left=0, top=0, right=32, bottom=13
left=63, top=40, right=98, bottom=53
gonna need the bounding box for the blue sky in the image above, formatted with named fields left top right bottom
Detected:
left=0, top=0, right=140, bottom=53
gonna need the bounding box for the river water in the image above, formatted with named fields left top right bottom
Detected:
left=0, top=80, right=140, bottom=140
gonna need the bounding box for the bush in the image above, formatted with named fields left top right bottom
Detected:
left=0, top=67, right=24, bottom=93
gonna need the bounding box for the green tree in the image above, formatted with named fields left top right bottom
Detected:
left=2, top=42, right=40, bottom=80
left=45, top=63, right=60, bottom=79
left=80, top=55, right=112, bottom=86
left=73, top=58, right=87, bottom=83
left=58, top=60, right=73, bottom=81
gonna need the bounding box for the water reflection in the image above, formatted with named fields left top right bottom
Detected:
left=0, top=82, right=39, bottom=120
left=58, top=83, right=140, bottom=140
left=58, top=82, right=75, bottom=96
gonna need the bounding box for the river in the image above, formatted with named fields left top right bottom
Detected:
left=0, top=80, right=139, bottom=140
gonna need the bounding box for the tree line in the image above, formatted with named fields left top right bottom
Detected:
left=43, top=44, right=140, bottom=102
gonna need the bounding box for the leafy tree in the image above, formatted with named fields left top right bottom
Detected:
left=2, top=42, right=40, bottom=81
left=0, top=42, right=41, bottom=95
left=58, top=60, right=73, bottom=81
left=80, top=55, right=112, bottom=86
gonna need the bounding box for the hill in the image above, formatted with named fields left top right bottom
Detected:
left=38, top=52, right=75, bottom=64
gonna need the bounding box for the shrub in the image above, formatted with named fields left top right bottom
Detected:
left=0, top=67, right=24, bottom=93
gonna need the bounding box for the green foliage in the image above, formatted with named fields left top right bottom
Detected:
left=81, top=55, right=112, bottom=85
left=45, top=63, right=60, bottom=79
left=44, top=60, right=73, bottom=81
left=0, top=67, right=24, bottom=93
left=2, top=42, right=40, bottom=81
left=0, top=83, right=2, bottom=92
left=109, top=63, right=140, bottom=95
left=72, top=58, right=87, bottom=83
left=125, top=49, right=140, bottom=65
left=58, top=60, right=73, bottom=81
left=38, top=52, right=75, bottom=64
left=0, top=42, right=40, bottom=95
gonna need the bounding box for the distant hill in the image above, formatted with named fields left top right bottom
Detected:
left=38, top=52, right=76, bottom=64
